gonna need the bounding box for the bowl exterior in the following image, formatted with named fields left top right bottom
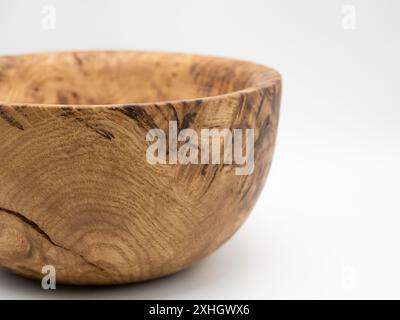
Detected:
left=0, top=81, right=280, bottom=284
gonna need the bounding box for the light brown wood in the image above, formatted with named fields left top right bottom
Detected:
left=0, top=51, right=281, bottom=285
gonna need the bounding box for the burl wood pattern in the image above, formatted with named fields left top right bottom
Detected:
left=0, top=52, right=281, bottom=285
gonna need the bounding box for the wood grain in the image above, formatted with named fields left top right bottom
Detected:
left=0, top=51, right=281, bottom=285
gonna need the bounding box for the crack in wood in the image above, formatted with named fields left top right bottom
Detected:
left=0, top=207, right=109, bottom=275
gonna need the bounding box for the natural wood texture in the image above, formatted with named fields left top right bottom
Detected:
left=0, top=51, right=281, bottom=285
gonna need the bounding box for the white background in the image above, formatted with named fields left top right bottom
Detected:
left=0, top=0, right=399, bottom=299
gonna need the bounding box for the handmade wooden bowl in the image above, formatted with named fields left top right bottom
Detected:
left=0, top=51, right=281, bottom=285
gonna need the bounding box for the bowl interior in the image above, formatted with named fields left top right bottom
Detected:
left=0, top=51, right=274, bottom=105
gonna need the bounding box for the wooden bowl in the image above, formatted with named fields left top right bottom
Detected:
left=0, top=51, right=281, bottom=285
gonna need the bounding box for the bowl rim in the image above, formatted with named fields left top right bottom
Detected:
left=0, top=50, right=281, bottom=109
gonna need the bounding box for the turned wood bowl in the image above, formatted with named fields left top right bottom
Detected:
left=0, top=51, right=281, bottom=285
